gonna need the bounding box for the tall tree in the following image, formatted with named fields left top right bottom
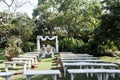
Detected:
left=0, top=0, right=31, bottom=23
left=33, top=0, right=102, bottom=39
left=58, top=0, right=102, bottom=42
left=11, top=13, right=35, bottom=41
left=33, top=0, right=59, bottom=36
left=0, top=0, right=30, bottom=13
left=92, top=0, right=120, bottom=55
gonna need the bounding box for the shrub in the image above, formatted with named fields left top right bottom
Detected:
left=22, top=42, right=36, bottom=52
left=78, top=43, right=91, bottom=53
left=93, top=41, right=118, bottom=56
left=59, top=37, right=84, bottom=52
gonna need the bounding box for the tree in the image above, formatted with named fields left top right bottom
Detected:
left=11, top=13, right=35, bottom=41
left=8, top=13, right=35, bottom=52
left=33, top=0, right=103, bottom=53
left=33, top=0, right=61, bottom=36
left=0, top=0, right=31, bottom=13
left=0, top=0, right=31, bottom=23
left=92, top=0, right=120, bottom=56
left=58, top=0, right=102, bottom=42
left=33, top=0, right=102, bottom=39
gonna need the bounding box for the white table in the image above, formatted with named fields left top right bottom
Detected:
left=24, top=70, right=61, bottom=80
left=68, top=69, right=120, bottom=80
left=25, top=52, right=40, bottom=59
left=63, top=62, right=117, bottom=77
left=62, top=60, right=104, bottom=63
left=4, top=61, right=27, bottom=72
left=72, top=54, right=93, bottom=57
left=18, top=55, right=38, bottom=64
left=0, top=71, right=16, bottom=80
left=12, top=58, right=34, bottom=68
left=61, top=57, right=98, bottom=60
left=60, top=52, right=73, bottom=54
left=60, top=53, right=93, bottom=58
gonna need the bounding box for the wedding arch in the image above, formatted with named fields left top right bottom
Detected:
left=37, top=35, right=59, bottom=53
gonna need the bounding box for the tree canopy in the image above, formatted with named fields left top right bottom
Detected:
left=91, top=0, right=120, bottom=56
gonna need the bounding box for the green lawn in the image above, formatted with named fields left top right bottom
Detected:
left=99, top=56, right=120, bottom=65
left=0, top=53, right=120, bottom=80
left=0, top=48, right=6, bottom=63
left=0, top=48, right=4, bottom=53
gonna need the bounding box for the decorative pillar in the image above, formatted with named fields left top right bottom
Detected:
left=56, top=36, right=59, bottom=53
left=37, top=37, right=40, bottom=52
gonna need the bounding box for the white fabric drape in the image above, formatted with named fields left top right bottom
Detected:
left=37, top=36, right=59, bottom=53
left=37, top=36, right=57, bottom=41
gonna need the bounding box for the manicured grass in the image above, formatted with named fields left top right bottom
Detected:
left=0, top=48, right=6, bottom=63
left=0, top=53, right=120, bottom=80
left=36, top=58, right=56, bottom=70
left=99, top=56, right=120, bottom=64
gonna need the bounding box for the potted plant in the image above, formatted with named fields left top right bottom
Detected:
left=4, top=36, right=23, bottom=61
left=4, top=47, right=13, bottom=61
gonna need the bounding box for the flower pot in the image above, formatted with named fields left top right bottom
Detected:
left=6, top=52, right=14, bottom=61
left=6, top=56, right=12, bottom=61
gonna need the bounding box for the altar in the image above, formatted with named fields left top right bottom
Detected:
left=36, top=36, right=59, bottom=55
left=40, top=44, right=55, bottom=58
